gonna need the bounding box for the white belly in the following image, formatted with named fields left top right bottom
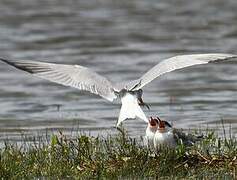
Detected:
left=153, top=130, right=176, bottom=149
left=117, top=92, right=148, bottom=126
left=145, top=127, right=156, bottom=148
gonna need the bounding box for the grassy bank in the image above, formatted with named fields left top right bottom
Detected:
left=0, top=130, right=236, bottom=179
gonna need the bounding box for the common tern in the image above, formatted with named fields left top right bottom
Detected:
left=146, top=117, right=203, bottom=150
left=1, top=54, right=236, bottom=126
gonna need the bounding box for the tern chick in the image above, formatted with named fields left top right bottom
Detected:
left=145, top=117, right=159, bottom=148
left=145, top=117, right=203, bottom=150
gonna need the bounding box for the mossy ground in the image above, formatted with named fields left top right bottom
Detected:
left=0, top=130, right=236, bottom=179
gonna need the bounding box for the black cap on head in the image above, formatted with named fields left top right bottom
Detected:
left=163, top=121, right=172, bottom=128
left=156, top=117, right=172, bottom=129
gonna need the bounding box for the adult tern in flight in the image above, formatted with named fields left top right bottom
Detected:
left=1, top=54, right=236, bottom=126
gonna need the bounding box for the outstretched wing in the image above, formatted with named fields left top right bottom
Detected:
left=0, top=58, right=117, bottom=101
left=119, top=54, right=237, bottom=91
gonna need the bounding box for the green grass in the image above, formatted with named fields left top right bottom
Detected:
left=0, top=130, right=236, bottom=179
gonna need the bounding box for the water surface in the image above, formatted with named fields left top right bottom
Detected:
left=0, top=0, right=237, bottom=141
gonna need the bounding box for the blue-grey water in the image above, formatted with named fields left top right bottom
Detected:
left=0, top=0, right=237, bottom=142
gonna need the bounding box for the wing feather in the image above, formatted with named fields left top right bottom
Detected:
left=0, top=58, right=117, bottom=101
left=120, top=53, right=237, bottom=90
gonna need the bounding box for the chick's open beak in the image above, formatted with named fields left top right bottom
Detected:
left=149, top=117, right=158, bottom=126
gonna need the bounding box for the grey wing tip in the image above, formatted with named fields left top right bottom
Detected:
left=209, top=54, right=237, bottom=63
left=0, top=58, right=11, bottom=64
left=0, top=58, right=35, bottom=74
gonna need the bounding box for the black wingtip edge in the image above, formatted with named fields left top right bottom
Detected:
left=0, top=58, right=34, bottom=74
left=0, top=58, right=10, bottom=64
left=0, top=58, right=18, bottom=67
left=209, top=55, right=237, bottom=64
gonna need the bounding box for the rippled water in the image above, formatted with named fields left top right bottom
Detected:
left=0, top=0, right=237, bottom=141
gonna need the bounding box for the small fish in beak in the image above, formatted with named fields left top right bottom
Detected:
left=138, top=97, right=150, bottom=110
left=136, top=89, right=150, bottom=110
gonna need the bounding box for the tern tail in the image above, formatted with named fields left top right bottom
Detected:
left=117, top=93, right=148, bottom=127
